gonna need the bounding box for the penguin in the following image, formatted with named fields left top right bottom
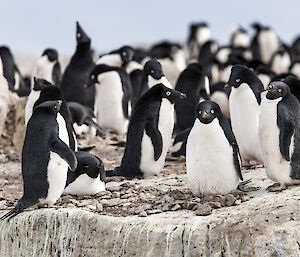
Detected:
left=170, top=128, right=191, bottom=157
left=32, top=48, right=61, bottom=86
left=174, top=63, right=210, bottom=131
left=269, top=48, right=291, bottom=75
left=231, top=26, right=249, bottom=48
left=283, top=75, right=300, bottom=102
left=125, top=60, right=143, bottom=104
left=259, top=81, right=300, bottom=191
left=290, top=36, right=300, bottom=62
left=67, top=101, right=106, bottom=136
left=210, top=82, right=231, bottom=118
left=87, top=64, right=133, bottom=135
left=64, top=151, right=106, bottom=195
left=186, top=101, right=243, bottom=195
left=107, top=83, right=186, bottom=178
left=97, top=45, right=134, bottom=67
left=255, top=65, right=275, bottom=89
left=25, top=78, right=77, bottom=151
left=187, top=22, right=210, bottom=60
left=289, top=60, right=300, bottom=79
left=0, top=74, right=10, bottom=136
left=198, top=40, right=218, bottom=66
left=60, top=22, right=95, bottom=109
left=226, top=65, right=264, bottom=165
left=0, top=100, right=77, bottom=220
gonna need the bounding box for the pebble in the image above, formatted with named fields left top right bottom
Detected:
left=138, top=211, right=147, bottom=217
left=96, top=203, right=103, bottom=212
left=195, top=204, right=212, bottom=216
left=171, top=204, right=181, bottom=211
left=101, top=199, right=122, bottom=207
left=147, top=209, right=162, bottom=215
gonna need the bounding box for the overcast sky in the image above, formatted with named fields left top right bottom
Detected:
left=1, top=1, right=300, bottom=56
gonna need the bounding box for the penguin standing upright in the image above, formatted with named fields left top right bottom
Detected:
left=283, top=75, right=300, bottom=102
left=226, top=65, right=264, bottom=165
left=259, top=81, right=300, bottom=191
left=174, top=63, right=210, bottom=131
left=125, top=60, right=143, bottom=103
left=107, top=84, right=186, bottom=178
left=289, top=60, right=300, bottom=79
left=25, top=78, right=77, bottom=151
left=87, top=64, right=132, bottom=135
left=231, top=27, right=249, bottom=48
left=269, top=48, right=291, bottom=75
left=186, top=101, right=243, bottom=195
left=64, top=151, right=106, bottom=195
left=32, top=48, right=61, bottom=86
left=60, top=22, right=95, bottom=109
left=0, top=100, right=77, bottom=220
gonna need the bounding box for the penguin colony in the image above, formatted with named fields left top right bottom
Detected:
left=1, top=21, right=300, bottom=220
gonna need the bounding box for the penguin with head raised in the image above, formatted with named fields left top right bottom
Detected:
left=107, top=83, right=186, bottom=178
left=97, top=45, right=134, bottom=67
left=259, top=81, right=300, bottom=191
left=64, top=151, right=106, bottom=195
left=226, top=65, right=264, bottom=165
left=60, top=22, right=95, bottom=109
left=87, top=64, right=133, bottom=135
left=25, top=78, right=77, bottom=151
left=186, top=100, right=243, bottom=195
left=1, top=100, right=77, bottom=220
left=174, top=62, right=210, bottom=131
left=32, top=48, right=61, bottom=86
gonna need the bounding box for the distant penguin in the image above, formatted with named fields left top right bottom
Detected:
left=269, top=48, right=291, bottom=75
left=67, top=101, right=106, bottom=136
left=125, top=60, right=143, bottom=103
left=226, top=65, right=264, bottom=165
left=87, top=64, right=133, bottom=134
left=25, top=78, right=77, bottom=151
left=174, top=63, right=210, bottom=131
left=170, top=127, right=191, bottom=157
left=64, top=151, right=106, bottom=195
left=255, top=65, right=275, bottom=89
left=187, top=22, right=210, bottom=60
left=97, top=45, right=134, bottom=67
left=231, top=27, right=249, bottom=48
left=186, top=101, right=243, bottom=195
left=289, top=60, right=300, bottom=79
left=259, top=81, right=300, bottom=191
left=0, top=74, right=10, bottom=135
left=283, top=75, right=300, bottom=102
left=210, top=82, right=231, bottom=118
left=107, top=84, right=186, bottom=178
left=60, top=22, right=95, bottom=109
left=32, top=48, right=61, bottom=86
left=0, top=100, right=77, bottom=220
left=198, top=40, right=218, bottom=66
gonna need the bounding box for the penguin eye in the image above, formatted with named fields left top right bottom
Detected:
left=77, top=33, right=81, bottom=38
left=166, top=91, right=171, bottom=96
left=268, top=85, right=273, bottom=90
left=211, top=109, right=215, bottom=114
left=199, top=110, right=202, bottom=115
left=122, top=52, right=127, bottom=56
left=236, top=78, right=241, bottom=83
left=151, top=70, right=155, bottom=74
left=278, top=88, right=282, bottom=93
left=84, top=165, right=89, bottom=169
left=91, top=74, right=95, bottom=80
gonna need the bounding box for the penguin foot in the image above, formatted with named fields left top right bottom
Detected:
left=238, top=179, right=260, bottom=192
left=267, top=183, right=286, bottom=192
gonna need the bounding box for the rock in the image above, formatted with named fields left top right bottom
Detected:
left=87, top=205, right=96, bottom=211
left=187, top=202, right=197, bottom=210
left=138, top=211, right=147, bottom=217
left=147, top=209, right=162, bottom=215
left=225, top=194, right=237, bottom=207
left=171, top=204, right=181, bottom=211
left=96, top=203, right=103, bottom=212
left=195, top=203, right=212, bottom=216
left=235, top=199, right=242, bottom=205
left=101, top=199, right=122, bottom=207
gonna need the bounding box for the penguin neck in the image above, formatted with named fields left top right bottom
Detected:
left=75, top=41, right=91, bottom=58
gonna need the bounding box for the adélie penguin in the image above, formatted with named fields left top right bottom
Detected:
left=64, top=151, right=106, bottom=195
left=186, top=101, right=243, bottom=195
left=1, top=100, right=77, bottom=220
left=226, top=65, right=264, bottom=165
left=60, top=22, right=95, bottom=109
left=97, top=45, right=134, bottom=67
left=259, top=81, right=300, bottom=191
left=107, top=83, right=186, bottom=178
left=87, top=64, right=133, bottom=135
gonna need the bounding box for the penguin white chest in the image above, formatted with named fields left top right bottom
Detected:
left=25, top=90, right=41, bottom=125
left=32, top=56, right=55, bottom=84
left=95, top=71, right=128, bottom=134
left=229, top=83, right=263, bottom=163
left=64, top=174, right=105, bottom=195
left=259, top=97, right=294, bottom=185
left=57, top=113, right=69, bottom=146
left=186, top=119, right=240, bottom=195
left=140, top=99, right=174, bottom=177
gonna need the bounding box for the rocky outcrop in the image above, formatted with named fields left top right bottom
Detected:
left=1, top=169, right=300, bottom=257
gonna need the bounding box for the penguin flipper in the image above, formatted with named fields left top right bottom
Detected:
left=50, top=135, right=78, bottom=171
left=85, top=118, right=106, bottom=136
left=145, top=120, right=163, bottom=161
left=106, top=167, right=122, bottom=177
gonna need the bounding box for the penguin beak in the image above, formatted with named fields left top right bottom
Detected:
left=202, top=111, right=210, bottom=119
left=224, top=84, right=231, bottom=89
left=179, top=93, right=187, bottom=99
left=85, top=80, right=95, bottom=88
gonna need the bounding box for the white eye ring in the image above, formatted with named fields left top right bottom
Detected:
left=278, top=88, right=282, bottom=93
left=151, top=70, right=155, bottom=74
left=199, top=110, right=202, bottom=114
left=166, top=91, right=171, bottom=96
left=236, top=78, right=241, bottom=83
left=122, top=52, right=127, bottom=56
left=91, top=74, right=95, bottom=80
left=211, top=110, right=215, bottom=114
left=77, top=33, right=81, bottom=38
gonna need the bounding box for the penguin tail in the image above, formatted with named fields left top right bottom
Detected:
left=1, top=198, right=35, bottom=221
left=106, top=167, right=123, bottom=177
left=86, top=118, right=106, bottom=136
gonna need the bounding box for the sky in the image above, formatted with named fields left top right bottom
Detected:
left=1, top=0, right=300, bottom=56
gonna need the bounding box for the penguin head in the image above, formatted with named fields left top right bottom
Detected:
left=144, top=59, right=163, bottom=79
left=42, top=48, right=58, bottom=62
left=34, top=100, right=62, bottom=114
left=266, top=81, right=290, bottom=100
left=226, top=65, right=257, bottom=88
left=156, top=83, right=186, bottom=103
left=110, top=46, right=134, bottom=65
left=86, top=64, right=112, bottom=87
left=33, top=77, right=54, bottom=91
left=195, top=100, right=221, bottom=124
left=75, top=152, right=106, bottom=183
left=76, top=22, right=90, bottom=44
left=283, top=75, right=300, bottom=94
